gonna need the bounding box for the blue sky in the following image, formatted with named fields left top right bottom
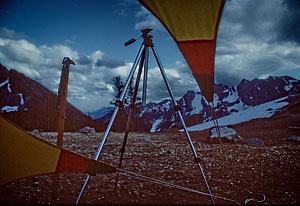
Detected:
left=0, top=0, right=300, bottom=112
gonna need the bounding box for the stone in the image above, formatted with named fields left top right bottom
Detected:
left=142, top=134, right=151, bottom=141
left=242, top=138, right=265, bottom=146
left=77, top=126, right=96, bottom=134
left=210, top=126, right=243, bottom=143
left=286, top=136, right=300, bottom=142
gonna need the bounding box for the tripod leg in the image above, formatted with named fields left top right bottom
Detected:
left=151, top=47, right=216, bottom=205
left=114, top=49, right=146, bottom=190
left=75, top=45, right=145, bottom=204
left=142, top=47, right=149, bottom=106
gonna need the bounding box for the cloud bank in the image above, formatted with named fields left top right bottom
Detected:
left=0, top=27, right=193, bottom=112
left=214, top=0, right=300, bottom=86
left=0, top=28, right=132, bottom=112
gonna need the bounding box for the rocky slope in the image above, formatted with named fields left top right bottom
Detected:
left=0, top=64, right=93, bottom=131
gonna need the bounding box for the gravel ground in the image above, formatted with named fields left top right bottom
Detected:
left=1, top=131, right=299, bottom=205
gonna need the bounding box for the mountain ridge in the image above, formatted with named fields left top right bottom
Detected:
left=0, top=64, right=93, bottom=131
left=1, top=63, right=299, bottom=133
left=95, top=75, right=300, bottom=132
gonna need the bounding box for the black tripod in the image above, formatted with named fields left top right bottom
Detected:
left=76, top=29, right=215, bottom=205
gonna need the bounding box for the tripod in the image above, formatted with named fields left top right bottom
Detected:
left=76, top=29, right=215, bottom=205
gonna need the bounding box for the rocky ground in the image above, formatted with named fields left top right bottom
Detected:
left=0, top=131, right=299, bottom=205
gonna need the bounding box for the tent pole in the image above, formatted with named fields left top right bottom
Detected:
left=152, top=47, right=216, bottom=205
left=75, top=45, right=145, bottom=204
left=114, top=48, right=146, bottom=190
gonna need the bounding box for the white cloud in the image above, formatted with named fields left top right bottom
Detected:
left=144, top=63, right=198, bottom=103
left=91, top=50, right=104, bottom=63
left=215, top=28, right=300, bottom=85
left=112, top=63, right=133, bottom=78
left=0, top=28, right=132, bottom=112
left=214, top=0, right=300, bottom=86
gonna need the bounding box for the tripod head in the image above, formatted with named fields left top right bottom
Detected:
left=124, top=28, right=153, bottom=47
left=141, top=28, right=153, bottom=38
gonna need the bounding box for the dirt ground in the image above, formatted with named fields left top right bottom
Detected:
left=0, top=131, right=299, bottom=205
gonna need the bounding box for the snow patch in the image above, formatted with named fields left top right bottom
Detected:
left=284, top=84, right=293, bottom=91
left=227, top=100, right=251, bottom=113
left=1, top=106, right=19, bottom=113
left=289, top=126, right=300, bottom=129
left=0, top=78, right=12, bottom=92
left=160, top=103, right=171, bottom=111
left=213, top=93, right=219, bottom=106
left=7, top=81, right=12, bottom=92
left=169, top=122, right=176, bottom=128
left=182, top=98, right=186, bottom=106
left=0, top=79, right=9, bottom=87
left=223, top=86, right=239, bottom=103
left=150, top=118, right=164, bottom=133
left=284, top=79, right=297, bottom=91
left=18, top=93, right=24, bottom=105
left=190, top=94, right=203, bottom=115
left=184, top=96, right=289, bottom=132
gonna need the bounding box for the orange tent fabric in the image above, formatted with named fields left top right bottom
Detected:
left=0, top=115, right=116, bottom=185
left=139, top=0, right=225, bottom=102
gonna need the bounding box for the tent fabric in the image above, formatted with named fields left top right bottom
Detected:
left=177, top=40, right=217, bottom=101
left=138, top=0, right=225, bottom=102
left=0, top=115, right=116, bottom=185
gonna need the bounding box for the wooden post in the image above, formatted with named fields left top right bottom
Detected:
left=56, top=57, right=75, bottom=147
left=52, top=57, right=75, bottom=203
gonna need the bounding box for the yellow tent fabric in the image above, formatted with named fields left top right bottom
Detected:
left=0, top=115, right=116, bottom=185
left=139, top=0, right=225, bottom=102
left=0, top=115, right=60, bottom=185
left=139, top=0, right=223, bottom=41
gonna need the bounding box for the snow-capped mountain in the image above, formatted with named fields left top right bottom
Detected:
left=96, top=76, right=299, bottom=132
left=2, top=61, right=298, bottom=133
